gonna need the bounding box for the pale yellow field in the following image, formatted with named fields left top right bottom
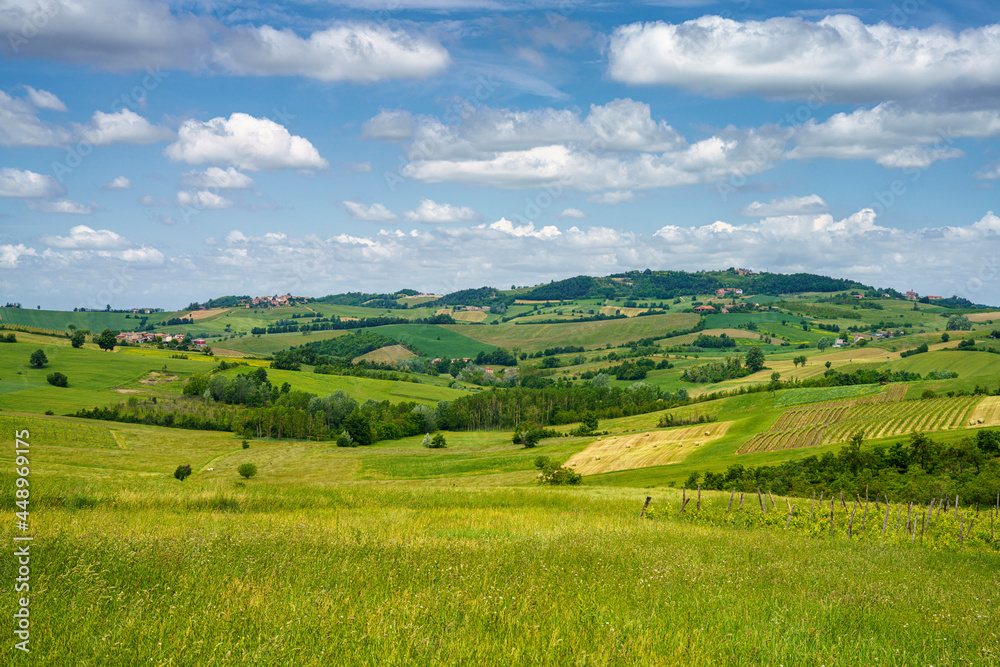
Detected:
left=452, top=310, right=488, bottom=323
left=179, top=307, right=232, bottom=320
left=966, top=311, right=1000, bottom=322
left=564, top=422, right=732, bottom=475
left=969, top=395, right=1000, bottom=426
left=353, top=344, right=417, bottom=365
left=599, top=306, right=648, bottom=317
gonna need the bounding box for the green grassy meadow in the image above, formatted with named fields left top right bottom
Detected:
left=450, top=313, right=699, bottom=352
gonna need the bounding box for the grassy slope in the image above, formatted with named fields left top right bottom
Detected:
left=450, top=313, right=699, bottom=352
left=211, top=329, right=351, bottom=355
left=2, top=417, right=997, bottom=665
left=0, top=307, right=173, bottom=332
left=0, top=337, right=218, bottom=413
left=373, top=324, right=497, bottom=359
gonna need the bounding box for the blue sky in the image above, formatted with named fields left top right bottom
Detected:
left=1, top=0, right=999, bottom=309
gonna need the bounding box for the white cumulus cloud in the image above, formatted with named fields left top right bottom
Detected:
left=404, top=198, right=481, bottom=223
left=343, top=201, right=398, bottom=222
left=103, top=176, right=132, bottom=190
left=609, top=15, right=1000, bottom=102
left=215, top=23, right=450, bottom=82
left=0, top=168, right=65, bottom=198
left=24, top=86, right=66, bottom=111
left=180, top=167, right=255, bottom=189
left=177, top=190, right=233, bottom=210
left=40, top=225, right=128, bottom=248
left=165, top=113, right=328, bottom=171
left=741, top=195, right=829, bottom=217
left=26, top=199, right=95, bottom=214
left=78, top=109, right=173, bottom=146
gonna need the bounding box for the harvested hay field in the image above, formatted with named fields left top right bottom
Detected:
left=599, top=306, right=647, bottom=318
left=565, top=422, right=732, bottom=475
left=452, top=310, right=488, bottom=323
left=353, top=345, right=417, bottom=365
left=965, top=311, right=1000, bottom=322
left=179, top=307, right=231, bottom=320
left=969, top=395, right=1000, bottom=427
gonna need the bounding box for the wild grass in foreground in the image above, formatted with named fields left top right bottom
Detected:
left=4, top=483, right=998, bottom=666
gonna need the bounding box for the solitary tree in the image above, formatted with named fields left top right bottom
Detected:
left=744, top=346, right=765, bottom=373
left=430, top=433, right=447, bottom=448
left=29, top=349, right=47, bottom=368
left=174, top=464, right=192, bottom=481
left=95, top=328, right=117, bottom=351
left=70, top=330, right=86, bottom=348
left=238, top=463, right=257, bottom=479
left=46, top=371, right=68, bottom=387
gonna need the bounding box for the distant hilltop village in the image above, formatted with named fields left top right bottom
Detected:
left=239, top=294, right=312, bottom=309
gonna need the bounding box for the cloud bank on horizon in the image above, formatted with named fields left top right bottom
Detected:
left=1, top=0, right=999, bottom=308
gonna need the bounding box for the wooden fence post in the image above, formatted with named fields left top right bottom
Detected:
left=785, top=505, right=795, bottom=530
left=739, top=492, right=744, bottom=508
left=862, top=490, right=869, bottom=533
left=840, top=489, right=846, bottom=509
left=848, top=500, right=858, bottom=537
left=697, top=484, right=701, bottom=511
left=757, top=488, right=764, bottom=514
left=728, top=488, right=735, bottom=511
left=895, top=502, right=902, bottom=530
left=768, top=490, right=776, bottom=509
left=677, top=498, right=690, bottom=515
left=830, top=499, right=834, bottom=537
left=955, top=494, right=960, bottom=520
left=883, top=497, right=891, bottom=534
left=959, top=513, right=965, bottom=545
left=911, top=515, right=918, bottom=543
left=906, top=502, right=913, bottom=533
left=639, top=496, right=652, bottom=519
